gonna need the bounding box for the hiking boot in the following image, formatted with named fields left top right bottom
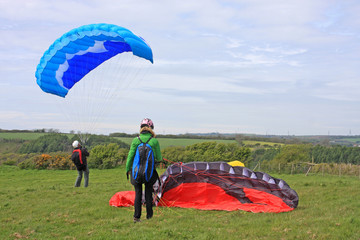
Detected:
left=133, top=218, right=141, bottom=223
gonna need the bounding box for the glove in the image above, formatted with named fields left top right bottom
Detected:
left=126, top=171, right=130, bottom=180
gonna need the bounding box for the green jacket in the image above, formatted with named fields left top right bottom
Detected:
left=126, top=132, right=162, bottom=172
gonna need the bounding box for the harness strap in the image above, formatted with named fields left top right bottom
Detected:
left=137, top=136, right=152, bottom=144
left=146, top=136, right=152, bottom=144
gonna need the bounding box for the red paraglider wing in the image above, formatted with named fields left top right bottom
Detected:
left=109, top=162, right=299, bottom=213
left=109, top=191, right=135, bottom=207
left=157, top=162, right=298, bottom=213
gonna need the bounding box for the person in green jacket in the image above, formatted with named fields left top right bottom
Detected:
left=126, top=118, right=162, bottom=222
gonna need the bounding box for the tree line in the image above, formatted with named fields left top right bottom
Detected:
left=1, top=133, right=359, bottom=173
left=250, top=144, right=360, bottom=168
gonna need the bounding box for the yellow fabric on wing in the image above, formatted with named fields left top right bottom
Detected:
left=228, top=160, right=245, bottom=167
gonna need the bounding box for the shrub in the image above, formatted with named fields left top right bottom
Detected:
left=17, top=152, right=74, bottom=170
left=161, top=146, right=187, bottom=163
left=162, top=142, right=251, bottom=164
left=0, top=153, right=35, bottom=165
left=18, top=158, right=36, bottom=169
left=34, top=154, right=52, bottom=169
left=48, top=153, right=73, bottom=170
left=17, top=143, right=129, bottom=170
left=3, top=160, right=16, bottom=166
left=88, top=143, right=128, bottom=169
left=18, top=134, right=72, bottom=153
left=271, top=144, right=312, bottom=164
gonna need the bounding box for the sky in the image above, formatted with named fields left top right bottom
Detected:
left=1, top=0, right=360, bottom=136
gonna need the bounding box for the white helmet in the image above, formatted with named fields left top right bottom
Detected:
left=72, top=140, right=80, bottom=148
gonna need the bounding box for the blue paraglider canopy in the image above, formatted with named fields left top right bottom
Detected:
left=35, top=23, right=153, bottom=97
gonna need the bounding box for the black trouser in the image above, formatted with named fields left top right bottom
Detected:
left=134, top=182, right=153, bottom=219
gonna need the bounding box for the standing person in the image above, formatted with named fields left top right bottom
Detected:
left=71, top=140, right=90, bottom=187
left=126, top=118, right=162, bottom=223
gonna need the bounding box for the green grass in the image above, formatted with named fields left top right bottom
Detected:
left=0, top=132, right=49, bottom=140
left=116, top=137, right=237, bottom=148
left=242, top=140, right=284, bottom=147
left=339, top=137, right=360, bottom=143
left=0, top=165, right=359, bottom=239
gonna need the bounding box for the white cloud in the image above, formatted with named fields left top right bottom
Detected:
left=1, top=0, right=360, bottom=135
left=0, top=111, right=27, bottom=120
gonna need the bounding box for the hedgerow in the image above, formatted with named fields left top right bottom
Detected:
left=18, top=153, right=74, bottom=170
left=161, top=142, right=251, bottom=163
left=88, top=143, right=128, bottom=169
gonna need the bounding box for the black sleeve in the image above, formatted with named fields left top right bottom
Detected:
left=82, top=147, right=90, bottom=156
left=71, top=153, right=76, bottom=163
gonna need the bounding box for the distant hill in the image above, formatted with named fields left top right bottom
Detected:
left=1, top=129, right=359, bottom=147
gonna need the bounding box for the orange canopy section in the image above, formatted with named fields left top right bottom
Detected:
left=158, top=182, right=294, bottom=213
left=109, top=191, right=135, bottom=207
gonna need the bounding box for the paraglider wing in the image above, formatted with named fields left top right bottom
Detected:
left=35, top=23, right=153, bottom=97
left=109, top=191, right=136, bottom=207
left=157, top=162, right=299, bottom=213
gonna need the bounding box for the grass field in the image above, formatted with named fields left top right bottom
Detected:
left=340, top=138, right=360, bottom=144
left=242, top=140, right=284, bottom=147
left=0, top=132, right=48, bottom=140
left=0, top=165, right=358, bottom=240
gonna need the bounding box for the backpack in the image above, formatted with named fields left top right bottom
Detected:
left=131, top=136, right=155, bottom=184
left=72, top=148, right=86, bottom=171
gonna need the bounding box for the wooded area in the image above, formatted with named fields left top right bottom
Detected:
left=0, top=132, right=359, bottom=176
